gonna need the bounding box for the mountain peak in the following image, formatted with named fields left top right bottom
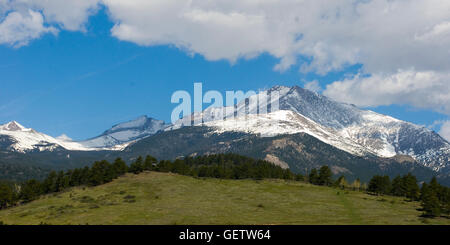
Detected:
left=0, top=121, right=26, bottom=131
left=109, top=115, right=161, bottom=132
left=79, top=115, right=168, bottom=149
left=56, top=134, right=73, bottom=142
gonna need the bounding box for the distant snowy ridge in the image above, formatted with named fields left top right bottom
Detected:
left=80, top=116, right=168, bottom=149
left=0, top=121, right=94, bottom=152
left=0, top=116, right=168, bottom=152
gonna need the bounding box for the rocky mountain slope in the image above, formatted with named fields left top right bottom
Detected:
left=121, top=126, right=446, bottom=184
left=0, top=85, right=448, bottom=181
left=179, top=86, right=450, bottom=173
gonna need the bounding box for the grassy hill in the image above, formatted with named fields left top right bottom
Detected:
left=0, top=171, right=449, bottom=225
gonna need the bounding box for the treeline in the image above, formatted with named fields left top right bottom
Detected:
left=0, top=154, right=299, bottom=210
left=307, top=166, right=365, bottom=191
left=303, top=167, right=449, bottom=218
left=365, top=174, right=450, bottom=218
left=0, top=158, right=129, bottom=209
left=162, top=154, right=301, bottom=180
left=0, top=163, right=49, bottom=182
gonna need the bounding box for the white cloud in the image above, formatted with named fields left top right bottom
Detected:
left=304, top=80, right=322, bottom=93
left=439, top=121, right=450, bottom=142
left=2, top=0, right=450, bottom=74
left=323, top=69, right=450, bottom=115
left=12, top=0, right=100, bottom=31
left=0, top=0, right=10, bottom=14
left=100, top=0, right=450, bottom=75
left=0, top=0, right=99, bottom=46
left=1, top=0, right=450, bottom=116
left=0, top=10, right=57, bottom=47
left=104, top=0, right=289, bottom=64
left=101, top=0, right=450, bottom=116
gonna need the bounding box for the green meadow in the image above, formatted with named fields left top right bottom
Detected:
left=0, top=171, right=449, bottom=225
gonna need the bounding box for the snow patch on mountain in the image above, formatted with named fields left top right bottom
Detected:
left=0, top=121, right=92, bottom=152
left=56, top=134, right=73, bottom=142
left=203, top=110, right=375, bottom=156
left=110, top=116, right=149, bottom=131
left=268, top=86, right=449, bottom=172
left=79, top=116, right=168, bottom=149
left=176, top=85, right=449, bottom=172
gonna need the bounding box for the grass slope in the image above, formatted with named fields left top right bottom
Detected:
left=0, top=172, right=449, bottom=225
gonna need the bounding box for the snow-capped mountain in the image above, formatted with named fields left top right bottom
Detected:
left=176, top=86, right=450, bottom=173
left=0, top=116, right=168, bottom=152
left=276, top=86, right=450, bottom=172
left=202, top=110, right=373, bottom=157
left=1, top=86, right=448, bottom=175
left=79, top=116, right=168, bottom=149
left=0, top=121, right=92, bottom=152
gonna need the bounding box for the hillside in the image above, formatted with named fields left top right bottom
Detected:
left=123, top=127, right=447, bottom=185
left=0, top=171, right=449, bottom=225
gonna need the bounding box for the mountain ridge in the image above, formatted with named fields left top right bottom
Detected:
left=79, top=115, right=168, bottom=149
left=0, top=85, right=448, bottom=176
left=172, top=85, right=449, bottom=173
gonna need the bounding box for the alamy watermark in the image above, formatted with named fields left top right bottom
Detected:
left=171, top=83, right=280, bottom=126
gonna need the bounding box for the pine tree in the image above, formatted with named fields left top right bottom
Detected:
left=318, top=166, right=333, bottom=186
left=381, top=175, right=392, bottom=194
left=69, top=168, right=81, bottom=186
left=112, top=158, right=128, bottom=177
left=429, top=177, right=440, bottom=193
left=441, top=187, right=450, bottom=215
left=420, top=183, right=429, bottom=202
left=80, top=166, right=90, bottom=185
left=144, top=155, right=157, bottom=171
left=157, top=160, right=173, bottom=173
left=283, top=169, right=295, bottom=180
left=368, top=175, right=391, bottom=195
left=42, top=171, right=58, bottom=194
left=308, top=168, right=319, bottom=185
left=0, top=184, right=13, bottom=209
left=55, top=171, right=66, bottom=192
left=19, top=179, right=42, bottom=203
left=89, top=160, right=112, bottom=186
left=391, top=175, right=406, bottom=197
left=421, top=183, right=441, bottom=217
left=403, top=173, right=419, bottom=201
left=295, top=174, right=305, bottom=181
left=172, top=159, right=189, bottom=175
left=129, top=156, right=144, bottom=174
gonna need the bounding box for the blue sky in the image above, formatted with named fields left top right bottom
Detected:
left=0, top=3, right=449, bottom=141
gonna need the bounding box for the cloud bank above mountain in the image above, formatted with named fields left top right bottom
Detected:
left=0, top=9, right=57, bottom=47
left=323, top=70, right=450, bottom=115
left=1, top=0, right=449, bottom=116
left=439, top=121, right=450, bottom=142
